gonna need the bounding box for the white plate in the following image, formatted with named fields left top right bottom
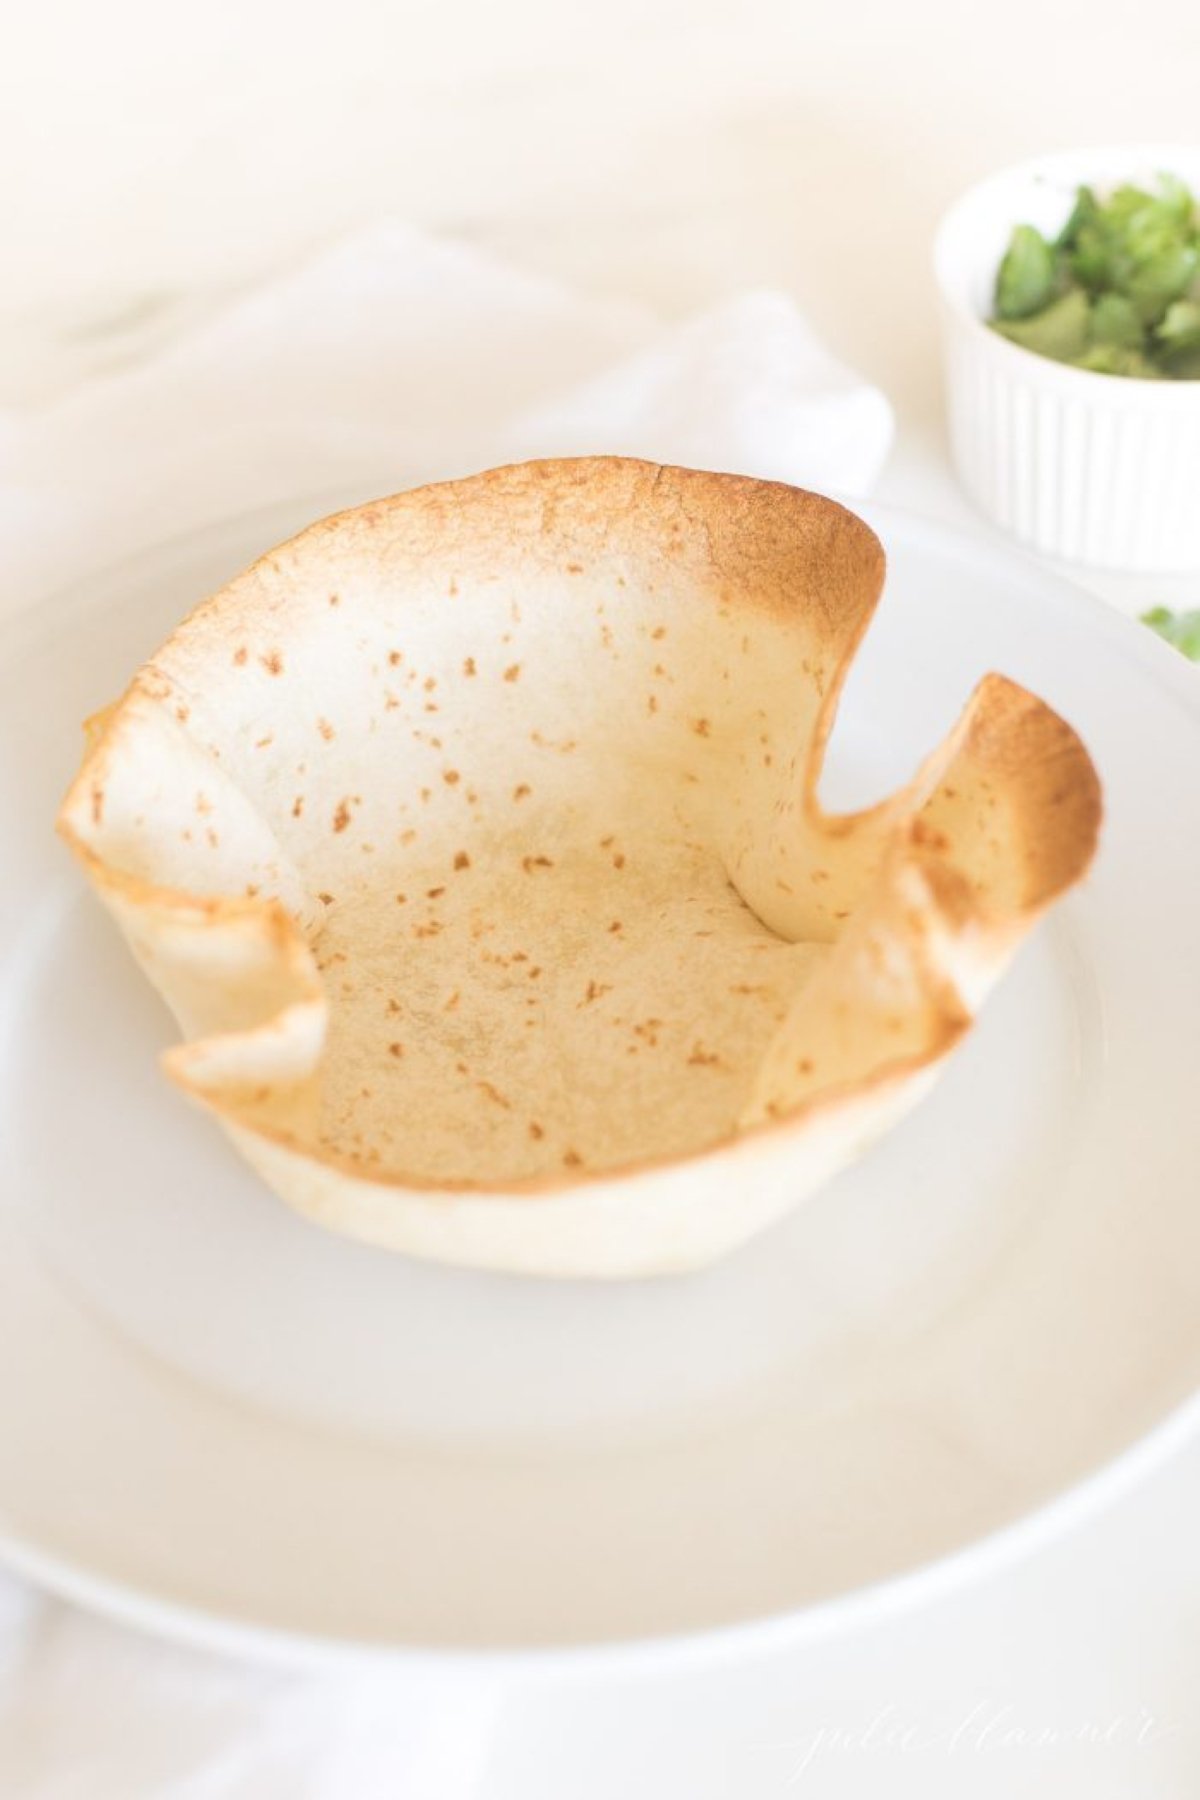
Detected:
left=1, top=495, right=1198, bottom=1669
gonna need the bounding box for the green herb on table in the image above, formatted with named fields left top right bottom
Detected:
left=990, top=176, right=1200, bottom=377
left=1142, top=607, right=1200, bottom=659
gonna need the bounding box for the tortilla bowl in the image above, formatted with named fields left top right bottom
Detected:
left=57, top=459, right=1101, bottom=1277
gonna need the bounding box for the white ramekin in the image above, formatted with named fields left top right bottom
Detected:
left=934, top=145, right=1200, bottom=572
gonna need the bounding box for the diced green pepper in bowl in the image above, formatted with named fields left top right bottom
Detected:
left=990, top=176, right=1200, bottom=378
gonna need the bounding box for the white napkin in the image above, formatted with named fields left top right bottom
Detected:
left=0, top=221, right=892, bottom=1798
left=0, top=219, right=891, bottom=611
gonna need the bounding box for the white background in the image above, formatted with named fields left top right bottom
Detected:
left=2, top=2, right=1199, bottom=1792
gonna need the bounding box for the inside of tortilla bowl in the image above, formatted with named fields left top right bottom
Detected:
left=62, top=460, right=1100, bottom=1190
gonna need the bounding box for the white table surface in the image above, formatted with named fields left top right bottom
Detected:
left=3, top=4, right=1200, bottom=1790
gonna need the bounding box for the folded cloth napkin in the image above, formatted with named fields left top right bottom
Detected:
left=0, top=220, right=892, bottom=1799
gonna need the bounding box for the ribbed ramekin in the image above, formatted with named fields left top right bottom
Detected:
left=934, top=145, right=1200, bottom=572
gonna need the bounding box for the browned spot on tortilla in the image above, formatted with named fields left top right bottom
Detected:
left=443, top=769, right=460, bottom=786
left=687, top=1045, right=722, bottom=1067
left=691, top=718, right=711, bottom=737
left=522, top=854, right=553, bottom=873
left=912, top=819, right=950, bottom=852
left=333, top=799, right=353, bottom=833
left=563, top=1149, right=583, bottom=1168
left=318, top=892, right=336, bottom=906
left=580, top=980, right=612, bottom=1006
left=90, top=786, right=104, bottom=824
left=504, top=663, right=522, bottom=683
left=528, top=1121, right=545, bottom=1141
left=566, top=562, right=583, bottom=574
left=651, top=626, right=666, bottom=640
left=260, top=650, right=284, bottom=676
left=388, top=1042, right=404, bottom=1058
left=328, top=593, right=340, bottom=607
left=427, top=886, right=445, bottom=899
left=292, top=795, right=305, bottom=818
left=233, top=646, right=248, bottom=667
left=608, top=920, right=622, bottom=933
left=513, top=784, right=531, bottom=801
left=395, top=892, right=407, bottom=905
left=463, top=657, right=476, bottom=677
left=444, top=991, right=460, bottom=1012
left=317, top=717, right=335, bottom=741
left=388, top=651, right=402, bottom=666
left=454, top=851, right=471, bottom=870
left=612, top=852, right=626, bottom=870
left=478, top=1079, right=510, bottom=1109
